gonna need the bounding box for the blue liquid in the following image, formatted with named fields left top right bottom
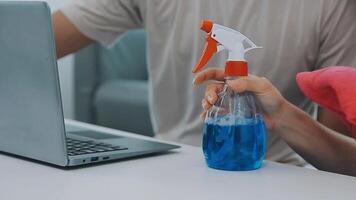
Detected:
left=203, top=118, right=266, bottom=171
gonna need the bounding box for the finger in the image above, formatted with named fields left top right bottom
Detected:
left=200, top=111, right=207, bottom=119
left=193, top=68, right=225, bottom=85
left=226, top=76, right=272, bottom=94
left=262, top=113, right=274, bottom=130
left=202, top=99, right=212, bottom=111
left=205, top=83, right=224, bottom=104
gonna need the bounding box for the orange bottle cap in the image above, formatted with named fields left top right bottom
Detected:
left=225, top=61, right=248, bottom=76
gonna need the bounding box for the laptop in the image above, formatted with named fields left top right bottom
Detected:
left=0, top=1, right=179, bottom=167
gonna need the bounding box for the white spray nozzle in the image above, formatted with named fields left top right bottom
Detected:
left=193, top=20, right=261, bottom=76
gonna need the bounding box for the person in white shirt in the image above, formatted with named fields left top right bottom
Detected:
left=53, top=0, right=356, bottom=166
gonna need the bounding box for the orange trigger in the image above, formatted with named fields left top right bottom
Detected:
left=192, top=34, right=218, bottom=73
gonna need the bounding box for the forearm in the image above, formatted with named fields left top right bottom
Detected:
left=53, top=11, right=93, bottom=59
left=275, top=102, right=356, bottom=176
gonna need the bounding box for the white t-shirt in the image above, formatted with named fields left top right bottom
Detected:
left=61, top=0, right=356, bottom=166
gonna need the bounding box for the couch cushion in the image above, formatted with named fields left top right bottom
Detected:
left=98, top=29, right=148, bottom=81
left=93, top=79, right=153, bottom=136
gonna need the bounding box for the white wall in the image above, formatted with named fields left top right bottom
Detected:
left=58, top=56, right=75, bottom=119
left=8, top=0, right=75, bottom=119
left=47, top=0, right=75, bottom=119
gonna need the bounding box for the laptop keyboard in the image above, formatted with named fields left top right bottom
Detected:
left=66, top=138, right=128, bottom=156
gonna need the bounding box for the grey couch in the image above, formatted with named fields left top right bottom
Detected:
left=74, top=29, right=154, bottom=137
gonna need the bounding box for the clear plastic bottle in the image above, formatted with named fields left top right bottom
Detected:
left=203, top=77, right=266, bottom=171
left=192, top=20, right=266, bottom=171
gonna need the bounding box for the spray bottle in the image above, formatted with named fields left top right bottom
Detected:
left=193, top=20, right=266, bottom=171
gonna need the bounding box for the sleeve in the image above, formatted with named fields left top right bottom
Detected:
left=315, top=0, right=356, bottom=69
left=61, top=0, right=144, bottom=47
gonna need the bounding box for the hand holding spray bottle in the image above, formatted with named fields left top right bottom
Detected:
left=193, top=20, right=266, bottom=171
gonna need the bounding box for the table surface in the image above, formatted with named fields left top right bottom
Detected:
left=0, top=119, right=355, bottom=200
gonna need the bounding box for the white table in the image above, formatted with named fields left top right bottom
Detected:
left=1, top=120, right=355, bottom=200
